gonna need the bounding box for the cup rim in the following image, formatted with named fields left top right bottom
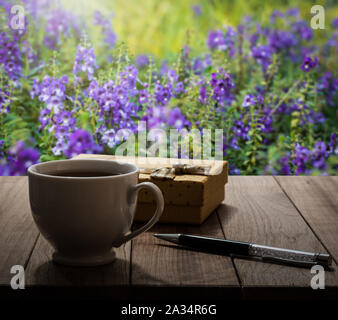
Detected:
left=28, top=159, right=139, bottom=180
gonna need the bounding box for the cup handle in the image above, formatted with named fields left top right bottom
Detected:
left=117, top=182, right=164, bottom=246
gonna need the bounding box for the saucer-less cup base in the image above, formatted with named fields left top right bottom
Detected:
left=28, top=159, right=164, bottom=267
left=52, top=250, right=116, bottom=267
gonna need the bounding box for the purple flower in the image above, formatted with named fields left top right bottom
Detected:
left=138, top=89, right=149, bottom=105
left=229, top=164, right=241, bottom=175
left=317, top=72, right=338, bottom=106
left=192, top=54, right=212, bottom=75
left=167, top=69, right=179, bottom=83
left=292, top=143, right=310, bottom=175
left=270, top=10, right=284, bottom=24
left=326, top=31, right=338, bottom=52
left=0, top=86, right=11, bottom=115
left=167, top=107, right=190, bottom=129
left=268, top=30, right=298, bottom=53
left=54, top=111, right=76, bottom=133
left=51, top=137, right=67, bottom=156
left=192, top=5, right=202, bottom=16
left=101, top=129, right=117, bottom=148
left=43, top=8, right=82, bottom=50
left=300, top=107, right=325, bottom=126
left=329, top=133, right=337, bottom=154
left=223, top=136, right=240, bottom=152
left=7, top=141, right=39, bottom=175
left=311, top=141, right=328, bottom=170
left=73, top=45, right=98, bottom=83
left=280, top=154, right=291, bottom=175
left=38, top=109, right=51, bottom=130
left=332, top=17, right=338, bottom=29
left=210, top=69, right=235, bottom=107
left=93, top=11, right=117, bottom=48
left=0, top=163, right=10, bottom=176
left=114, top=129, right=135, bottom=145
left=174, top=82, right=185, bottom=95
left=258, top=107, right=274, bottom=134
left=0, top=139, right=4, bottom=158
left=87, top=65, right=140, bottom=143
left=136, top=55, right=149, bottom=69
left=207, top=30, right=226, bottom=50
left=104, top=29, right=117, bottom=48
left=249, top=32, right=259, bottom=48
left=31, top=75, right=68, bottom=115
left=154, top=82, right=172, bottom=105
left=300, top=56, right=318, bottom=72
left=207, top=28, right=236, bottom=56
left=159, top=60, right=169, bottom=76
left=142, top=106, right=166, bottom=129
left=119, top=65, right=138, bottom=89
left=233, top=119, right=250, bottom=140
left=242, top=94, right=257, bottom=107
left=142, top=106, right=190, bottom=130
left=93, top=10, right=106, bottom=25
left=193, top=58, right=203, bottom=75
left=292, top=21, right=313, bottom=41
left=64, top=129, right=102, bottom=158
left=287, top=8, right=300, bottom=18
left=0, top=33, right=22, bottom=80
left=251, top=45, right=272, bottom=71
left=198, top=86, right=208, bottom=104
left=224, top=27, right=236, bottom=57
left=21, top=41, right=37, bottom=65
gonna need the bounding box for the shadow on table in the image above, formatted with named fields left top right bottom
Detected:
left=32, top=257, right=166, bottom=285
left=19, top=258, right=171, bottom=299
left=157, top=244, right=336, bottom=272
left=22, top=258, right=235, bottom=301
left=216, top=203, right=238, bottom=224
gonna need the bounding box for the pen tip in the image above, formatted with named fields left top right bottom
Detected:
left=153, top=233, right=180, bottom=244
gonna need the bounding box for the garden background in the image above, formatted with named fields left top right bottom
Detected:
left=0, top=0, right=337, bottom=175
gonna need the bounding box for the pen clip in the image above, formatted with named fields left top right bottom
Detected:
left=261, top=254, right=321, bottom=268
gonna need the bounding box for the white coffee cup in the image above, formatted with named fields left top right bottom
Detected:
left=28, top=159, right=164, bottom=266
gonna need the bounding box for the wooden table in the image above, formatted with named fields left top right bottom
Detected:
left=1, top=176, right=338, bottom=301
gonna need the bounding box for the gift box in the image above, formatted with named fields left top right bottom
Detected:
left=73, top=154, right=228, bottom=224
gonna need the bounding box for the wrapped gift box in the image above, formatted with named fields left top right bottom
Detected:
left=73, top=154, right=228, bottom=224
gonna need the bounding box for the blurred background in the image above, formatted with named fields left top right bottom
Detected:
left=60, top=0, right=338, bottom=58
left=0, top=0, right=337, bottom=175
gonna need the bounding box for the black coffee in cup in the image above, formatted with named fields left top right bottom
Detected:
left=50, top=171, right=117, bottom=177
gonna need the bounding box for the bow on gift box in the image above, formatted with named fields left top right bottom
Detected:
left=140, top=163, right=212, bottom=180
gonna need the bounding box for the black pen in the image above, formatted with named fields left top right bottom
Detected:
left=154, top=234, right=332, bottom=268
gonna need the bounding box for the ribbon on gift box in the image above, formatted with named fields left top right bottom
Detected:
left=140, top=163, right=211, bottom=180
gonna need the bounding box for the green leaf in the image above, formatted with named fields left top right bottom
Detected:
left=77, top=111, right=91, bottom=131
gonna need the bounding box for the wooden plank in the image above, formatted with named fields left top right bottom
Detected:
left=25, top=236, right=131, bottom=287
left=0, top=177, right=39, bottom=285
left=217, top=176, right=338, bottom=295
left=275, top=176, right=338, bottom=263
left=131, top=212, right=240, bottom=298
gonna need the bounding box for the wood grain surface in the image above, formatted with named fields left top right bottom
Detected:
left=131, top=212, right=239, bottom=287
left=25, top=235, right=131, bottom=287
left=130, top=212, right=241, bottom=299
left=275, top=176, right=338, bottom=263
left=0, top=176, right=337, bottom=300
left=217, top=176, right=338, bottom=298
left=0, top=177, right=39, bottom=285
